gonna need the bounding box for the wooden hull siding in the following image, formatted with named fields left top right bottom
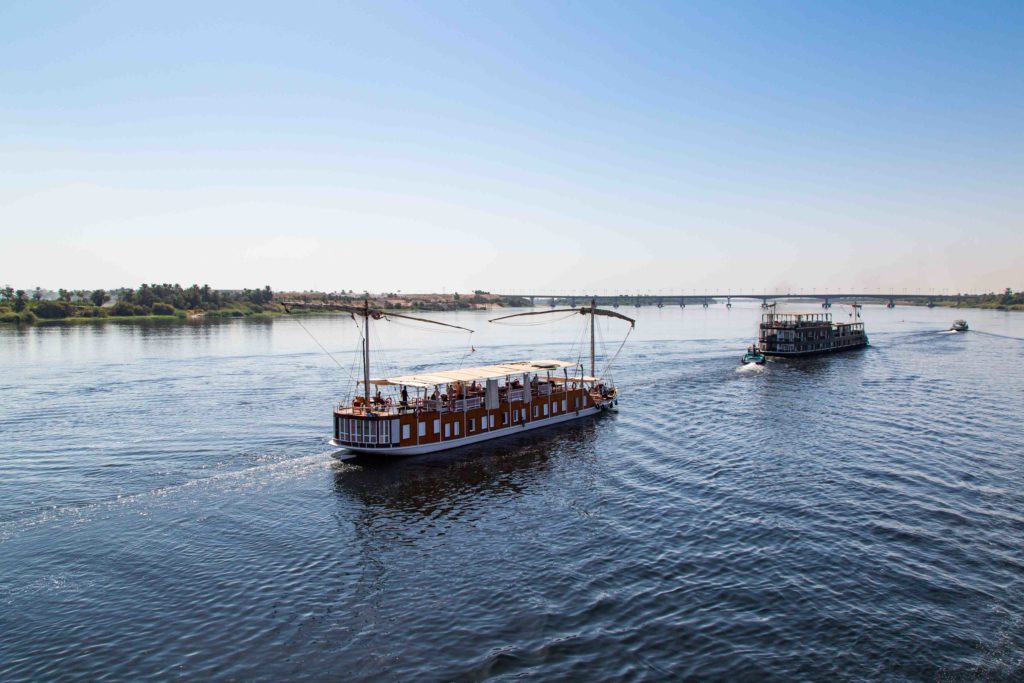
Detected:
left=333, top=387, right=608, bottom=455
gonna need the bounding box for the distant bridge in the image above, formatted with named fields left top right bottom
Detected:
left=509, top=292, right=976, bottom=309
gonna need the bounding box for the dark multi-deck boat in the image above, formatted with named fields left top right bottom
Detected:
left=757, top=304, right=867, bottom=357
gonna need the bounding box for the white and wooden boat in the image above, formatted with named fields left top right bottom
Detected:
left=287, top=299, right=634, bottom=456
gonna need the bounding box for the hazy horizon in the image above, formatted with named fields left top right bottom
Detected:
left=2, top=2, right=1021, bottom=293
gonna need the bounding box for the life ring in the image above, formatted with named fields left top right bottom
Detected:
left=570, top=382, right=577, bottom=390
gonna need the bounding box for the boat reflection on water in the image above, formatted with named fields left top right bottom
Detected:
left=331, top=420, right=603, bottom=518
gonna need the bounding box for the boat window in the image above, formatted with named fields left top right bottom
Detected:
left=433, top=419, right=440, bottom=434
left=454, top=422, right=460, bottom=436
left=489, top=415, right=495, bottom=428
left=521, top=408, right=526, bottom=420
left=469, top=418, right=475, bottom=432
left=444, top=424, right=450, bottom=438
left=501, top=414, right=507, bottom=425
left=562, top=399, right=567, bottom=412
left=418, top=422, right=426, bottom=437
left=402, top=424, right=410, bottom=441
left=543, top=404, right=549, bottom=416
left=533, top=406, right=538, bottom=418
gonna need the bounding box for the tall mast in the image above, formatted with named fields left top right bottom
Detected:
left=590, top=298, right=596, bottom=378
left=280, top=297, right=472, bottom=404
left=362, top=298, right=370, bottom=403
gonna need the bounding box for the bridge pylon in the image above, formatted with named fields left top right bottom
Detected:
left=821, top=297, right=831, bottom=309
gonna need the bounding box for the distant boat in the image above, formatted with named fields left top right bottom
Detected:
left=740, top=345, right=765, bottom=365
left=951, top=320, right=968, bottom=332
left=758, top=303, right=868, bottom=357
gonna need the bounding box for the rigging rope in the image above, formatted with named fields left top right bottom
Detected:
left=289, top=314, right=357, bottom=386
left=457, top=331, right=475, bottom=369
left=489, top=311, right=580, bottom=326
left=600, top=325, right=632, bottom=379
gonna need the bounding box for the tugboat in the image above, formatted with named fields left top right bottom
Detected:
left=757, top=303, right=868, bottom=357
left=741, top=344, right=766, bottom=365
left=950, top=320, right=968, bottom=332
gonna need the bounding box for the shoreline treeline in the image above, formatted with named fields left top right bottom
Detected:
left=0, top=285, right=530, bottom=324
left=0, top=284, right=275, bottom=324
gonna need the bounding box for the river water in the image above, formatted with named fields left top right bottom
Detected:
left=1, top=303, right=1022, bottom=681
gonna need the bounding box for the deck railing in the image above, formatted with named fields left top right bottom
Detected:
left=338, top=384, right=577, bottom=416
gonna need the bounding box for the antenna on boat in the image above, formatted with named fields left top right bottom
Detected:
left=281, top=297, right=474, bottom=402
left=488, top=298, right=635, bottom=379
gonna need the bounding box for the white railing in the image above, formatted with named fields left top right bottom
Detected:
left=454, top=396, right=483, bottom=411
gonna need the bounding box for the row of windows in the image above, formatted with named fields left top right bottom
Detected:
left=340, top=396, right=588, bottom=446
left=402, top=398, right=582, bottom=442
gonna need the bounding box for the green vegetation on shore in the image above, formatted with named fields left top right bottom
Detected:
left=0, top=284, right=531, bottom=325
left=0, top=284, right=278, bottom=325
left=902, top=289, right=1024, bottom=312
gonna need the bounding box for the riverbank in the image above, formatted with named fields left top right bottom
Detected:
left=0, top=300, right=528, bottom=325
left=0, top=307, right=382, bottom=326
left=898, top=299, right=1024, bottom=312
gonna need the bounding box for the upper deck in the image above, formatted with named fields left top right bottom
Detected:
left=761, top=312, right=834, bottom=328
left=337, top=358, right=599, bottom=418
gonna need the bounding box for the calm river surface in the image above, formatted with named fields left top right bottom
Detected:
left=2, top=303, right=1023, bottom=681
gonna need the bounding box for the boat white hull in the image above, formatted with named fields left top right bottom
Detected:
left=332, top=402, right=613, bottom=456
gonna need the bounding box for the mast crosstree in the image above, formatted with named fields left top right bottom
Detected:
left=489, top=299, right=635, bottom=379
left=282, top=299, right=474, bottom=402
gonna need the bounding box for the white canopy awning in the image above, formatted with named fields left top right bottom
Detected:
left=365, top=359, right=580, bottom=388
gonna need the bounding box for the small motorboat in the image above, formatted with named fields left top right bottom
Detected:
left=950, top=320, right=968, bottom=332
left=741, top=345, right=766, bottom=365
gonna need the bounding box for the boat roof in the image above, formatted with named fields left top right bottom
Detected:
left=367, top=359, right=581, bottom=388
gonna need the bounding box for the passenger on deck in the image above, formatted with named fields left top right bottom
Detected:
left=400, top=385, right=409, bottom=409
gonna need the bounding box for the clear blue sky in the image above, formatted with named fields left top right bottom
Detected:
left=2, top=1, right=1021, bottom=293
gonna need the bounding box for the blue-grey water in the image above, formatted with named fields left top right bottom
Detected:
left=2, top=303, right=1023, bottom=681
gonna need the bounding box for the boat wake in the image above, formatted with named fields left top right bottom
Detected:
left=735, top=362, right=765, bottom=374
left=938, top=330, right=959, bottom=335
left=0, top=451, right=333, bottom=542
